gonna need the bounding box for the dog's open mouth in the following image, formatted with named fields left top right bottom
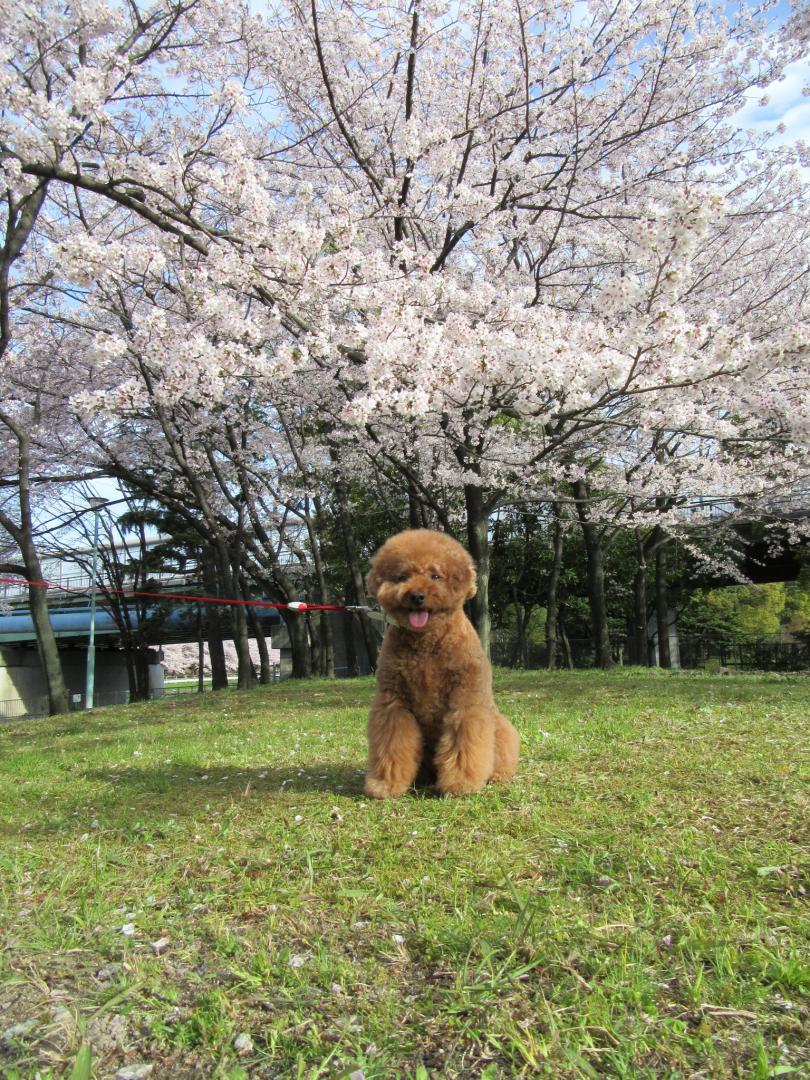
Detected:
left=408, top=610, right=430, bottom=629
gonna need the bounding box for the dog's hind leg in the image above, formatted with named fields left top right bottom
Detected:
left=490, top=711, right=520, bottom=783
left=365, top=696, right=423, bottom=799
left=434, top=710, right=495, bottom=797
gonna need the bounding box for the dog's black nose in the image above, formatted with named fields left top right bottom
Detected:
left=410, top=591, right=425, bottom=606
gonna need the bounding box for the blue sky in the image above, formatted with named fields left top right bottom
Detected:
left=733, top=56, right=810, bottom=150
left=563, top=0, right=808, bottom=157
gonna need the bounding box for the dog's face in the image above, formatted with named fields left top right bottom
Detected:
left=366, top=529, right=477, bottom=631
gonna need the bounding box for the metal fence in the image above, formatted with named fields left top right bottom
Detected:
left=678, top=637, right=810, bottom=671
left=0, top=695, right=50, bottom=721
left=491, top=635, right=627, bottom=669
left=0, top=571, right=201, bottom=605
left=492, top=632, right=810, bottom=672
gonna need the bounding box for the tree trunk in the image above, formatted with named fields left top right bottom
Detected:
left=125, top=648, right=138, bottom=701
left=208, top=636, right=228, bottom=689
left=632, top=529, right=650, bottom=666
left=232, top=599, right=255, bottom=690
left=572, top=481, right=613, bottom=669
left=408, top=484, right=425, bottom=528
left=355, top=614, right=378, bottom=671
left=305, top=500, right=335, bottom=678
left=307, top=611, right=321, bottom=675
left=655, top=538, right=672, bottom=669
left=342, top=611, right=359, bottom=677
left=200, top=551, right=228, bottom=690
left=511, top=602, right=532, bottom=668
left=587, top=543, right=612, bottom=670
left=134, top=647, right=151, bottom=701
left=333, top=470, right=379, bottom=670
left=26, top=570, right=70, bottom=714
left=545, top=508, right=564, bottom=670
left=464, top=485, right=492, bottom=657
left=118, top=630, right=150, bottom=703
left=234, top=503, right=312, bottom=679
left=0, top=431, right=70, bottom=715
left=87, top=523, right=152, bottom=703
left=321, top=612, right=335, bottom=677
left=197, top=610, right=206, bottom=693
left=559, top=615, right=574, bottom=669
left=521, top=605, right=533, bottom=667
left=116, top=615, right=149, bottom=700
left=287, top=612, right=312, bottom=678
left=246, top=605, right=272, bottom=684
left=221, top=540, right=253, bottom=691
left=283, top=608, right=311, bottom=678
left=509, top=602, right=523, bottom=668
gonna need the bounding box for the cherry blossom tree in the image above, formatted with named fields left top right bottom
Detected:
left=0, top=0, right=254, bottom=705
left=2, top=0, right=808, bottom=667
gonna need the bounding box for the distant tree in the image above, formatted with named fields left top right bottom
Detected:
left=680, top=583, right=788, bottom=643
left=489, top=510, right=552, bottom=668
left=783, top=574, right=810, bottom=638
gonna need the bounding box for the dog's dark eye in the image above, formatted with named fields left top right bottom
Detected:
left=430, top=574, right=442, bottom=581
left=396, top=572, right=409, bottom=583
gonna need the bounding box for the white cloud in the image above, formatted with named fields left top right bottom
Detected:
left=733, top=57, right=810, bottom=148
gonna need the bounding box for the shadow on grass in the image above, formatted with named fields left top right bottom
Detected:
left=1, top=707, right=215, bottom=743
left=1, top=762, right=454, bottom=839
left=77, top=762, right=443, bottom=804
left=0, top=765, right=366, bottom=839
left=83, top=762, right=368, bottom=799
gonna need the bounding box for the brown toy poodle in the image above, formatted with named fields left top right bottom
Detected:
left=364, top=529, right=520, bottom=798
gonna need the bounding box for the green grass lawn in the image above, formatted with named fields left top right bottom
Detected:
left=1, top=670, right=807, bottom=1079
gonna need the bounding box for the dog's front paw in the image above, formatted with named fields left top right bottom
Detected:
left=364, top=775, right=408, bottom=800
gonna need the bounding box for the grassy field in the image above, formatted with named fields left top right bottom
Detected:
left=0, top=670, right=807, bottom=1080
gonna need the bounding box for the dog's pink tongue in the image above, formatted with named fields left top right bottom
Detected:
left=408, top=611, right=430, bottom=629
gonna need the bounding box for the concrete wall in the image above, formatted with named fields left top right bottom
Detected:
left=0, top=646, right=165, bottom=718
left=647, top=608, right=681, bottom=668
left=0, top=649, right=46, bottom=716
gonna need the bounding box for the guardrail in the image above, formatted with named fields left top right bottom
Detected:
left=0, top=572, right=201, bottom=604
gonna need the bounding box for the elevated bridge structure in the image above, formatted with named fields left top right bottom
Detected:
left=0, top=573, right=286, bottom=718
left=0, top=574, right=284, bottom=649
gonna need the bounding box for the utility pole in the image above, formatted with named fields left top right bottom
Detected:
left=85, top=498, right=107, bottom=709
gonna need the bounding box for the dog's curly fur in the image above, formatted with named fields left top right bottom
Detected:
left=364, top=529, right=520, bottom=798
